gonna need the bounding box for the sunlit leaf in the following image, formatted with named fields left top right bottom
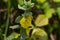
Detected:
left=7, top=32, right=20, bottom=40
left=45, top=8, right=55, bottom=18
left=9, top=25, right=20, bottom=29
left=42, top=2, right=50, bottom=9
left=24, top=1, right=34, bottom=8
left=18, top=4, right=26, bottom=10
left=18, top=0, right=24, bottom=5
left=53, top=0, right=60, bottom=2
left=35, top=14, right=48, bottom=27
left=37, top=0, right=46, bottom=4
left=32, top=28, right=48, bottom=40
left=18, top=0, right=34, bottom=10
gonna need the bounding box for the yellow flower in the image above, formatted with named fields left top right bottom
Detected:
left=20, top=16, right=33, bottom=29
left=37, top=0, right=46, bottom=3
left=26, top=24, right=34, bottom=36
left=26, top=28, right=31, bottom=36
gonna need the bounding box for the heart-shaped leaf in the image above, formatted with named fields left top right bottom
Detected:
left=35, top=14, right=48, bottom=27
left=32, top=28, right=48, bottom=40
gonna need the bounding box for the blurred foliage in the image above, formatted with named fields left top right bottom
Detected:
left=0, top=0, right=60, bottom=40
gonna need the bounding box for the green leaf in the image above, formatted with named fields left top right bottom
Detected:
left=53, top=20, right=59, bottom=28
left=7, top=32, right=19, bottom=40
left=24, top=1, right=34, bottom=7
left=53, top=0, right=60, bottom=2
left=18, top=0, right=24, bottom=5
left=42, top=2, right=50, bottom=9
left=18, top=4, right=26, bottom=10
left=48, top=26, right=54, bottom=33
left=36, top=0, right=46, bottom=4
left=15, top=16, right=22, bottom=23
left=32, top=28, right=48, bottom=40
left=56, top=7, right=60, bottom=19
left=35, top=14, right=48, bottom=27
left=45, top=8, right=55, bottom=18
left=30, top=3, right=34, bottom=8
left=9, top=25, right=20, bottom=29
left=18, top=0, right=34, bottom=11
left=20, top=27, right=27, bottom=39
left=36, top=4, right=41, bottom=9
left=23, top=12, right=32, bottom=17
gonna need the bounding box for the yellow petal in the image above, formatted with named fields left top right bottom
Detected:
left=20, top=16, right=33, bottom=29
left=26, top=28, right=31, bottom=36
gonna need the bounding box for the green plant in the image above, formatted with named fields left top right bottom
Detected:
left=0, top=0, right=60, bottom=40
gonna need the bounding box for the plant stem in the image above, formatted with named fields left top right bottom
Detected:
left=4, top=0, right=11, bottom=40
